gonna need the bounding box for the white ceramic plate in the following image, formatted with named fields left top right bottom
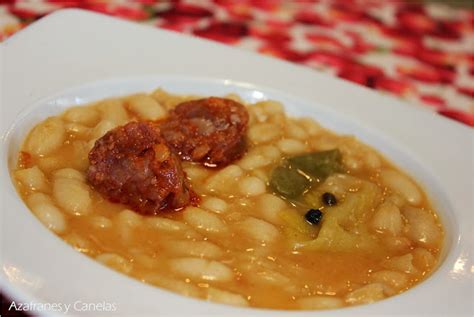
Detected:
left=1, top=9, right=472, bottom=317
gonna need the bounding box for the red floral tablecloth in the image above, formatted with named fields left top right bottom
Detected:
left=1, top=0, right=473, bottom=127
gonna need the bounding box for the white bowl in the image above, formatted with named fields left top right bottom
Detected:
left=1, top=9, right=472, bottom=317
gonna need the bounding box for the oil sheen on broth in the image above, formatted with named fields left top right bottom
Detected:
left=13, top=89, right=444, bottom=310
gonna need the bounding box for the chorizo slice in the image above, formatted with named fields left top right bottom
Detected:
left=87, top=121, right=197, bottom=215
left=160, top=97, right=249, bottom=167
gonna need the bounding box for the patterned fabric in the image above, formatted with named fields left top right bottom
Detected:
left=1, top=0, right=473, bottom=126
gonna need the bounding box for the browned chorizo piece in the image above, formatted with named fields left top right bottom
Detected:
left=160, top=97, right=249, bottom=167
left=87, top=121, right=198, bottom=215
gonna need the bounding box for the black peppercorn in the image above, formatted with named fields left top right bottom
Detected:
left=305, top=209, right=323, bottom=225
left=322, top=192, right=337, bottom=206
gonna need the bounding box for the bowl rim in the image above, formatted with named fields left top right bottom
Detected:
left=1, top=9, right=472, bottom=317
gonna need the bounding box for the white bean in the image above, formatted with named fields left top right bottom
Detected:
left=65, top=122, right=90, bottom=137
left=382, top=253, right=418, bottom=274
left=25, top=117, right=65, bottom=156
left=115, top=231, right=139, bottom=248
left=26, top=192, right=50, bottom=206
left=344, top=156, right=362, bottom=171
left=147, top=217, right=189, bottom=232
left=201, top=197, right=228, bottom=214
left=183, top=207, right=227, bottom=233
left=249, top=106, right=267, bottom=123
left=311, top=136, right=337, bottom=151
left=115, top=210, right=141, bottom=243
left=381, top=170, right=422, bottom=205
left=382, top=236, right=412, bottom=252
left=412, top=248, right=436, bottom=271
left=205, top=165, right=243, bottom=193
left=238, top=217, right=280, bottom=243
left=170, top=257, right=233, bottom=282
left=345, top=283, right=385, bottom=305
left=255, top=270, right=290, bottom=286
left=131, top=253, right=158, bottom=269
left=53, top=178, right=91, bottom=215
left=27, top=193, right=67, bottom=234
left=90, top=216, right=112, bottom=229
left=70, top=140, right=89, bottom=170
left=251, top=169, right=269, bottom=184
left=247, top=123, right=281, bottom=144
left=65, top=232, right=90, bottom=251
left=183, top=165, right=210, bottom=182
left=259, top=100, right=284, bottom=114
left=127, top=94, right=166, bottom=120
left=297, top=296, right=344, bottom=309
left=207, top=288, right=248, bottom=307
left=53, top=168, right=85, bottom=181
left=86, top=140, right=96, bottom=152
left=238, top=153, right=269, bottom=170
left=238, top=176, right=266, bottom=197
left=371, top=202, right=403, bottom=236
left=365, top=151, right=382, bottom=169
left=299, top=118, right=323, bottom=136
left=97, top=99, right=128, bottom=126
left=166, top=241, right=224, bottom=259
left=15, top=166, right=48, bottom=192
left=256, top=193, right=286, bottom=225
left=142, top=273, right=200, bottom=297
left=285, top=121, right=308, bottom=140
left=116, top=209, right=142, bottom=227
left=277, top=138, right=306, bottom=154
left=63, top=106, right=100, bottom=126
left=96, top=253, right=132, bottom=274
left=91, top=120, right=115, bottom=141
left=403, top=206, right=442, bottom=248
left=260, top=145, right=281, bottom=161
left=385, top=194, right=406, bottom=208
left=370, top=270, right=409, bottom=290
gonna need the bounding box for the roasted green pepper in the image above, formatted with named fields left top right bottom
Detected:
left=269, top=165, right=310, bottom=199
left=269, top=149, right=344, bottom=200
left=288, top=149, right=344, bottom=182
